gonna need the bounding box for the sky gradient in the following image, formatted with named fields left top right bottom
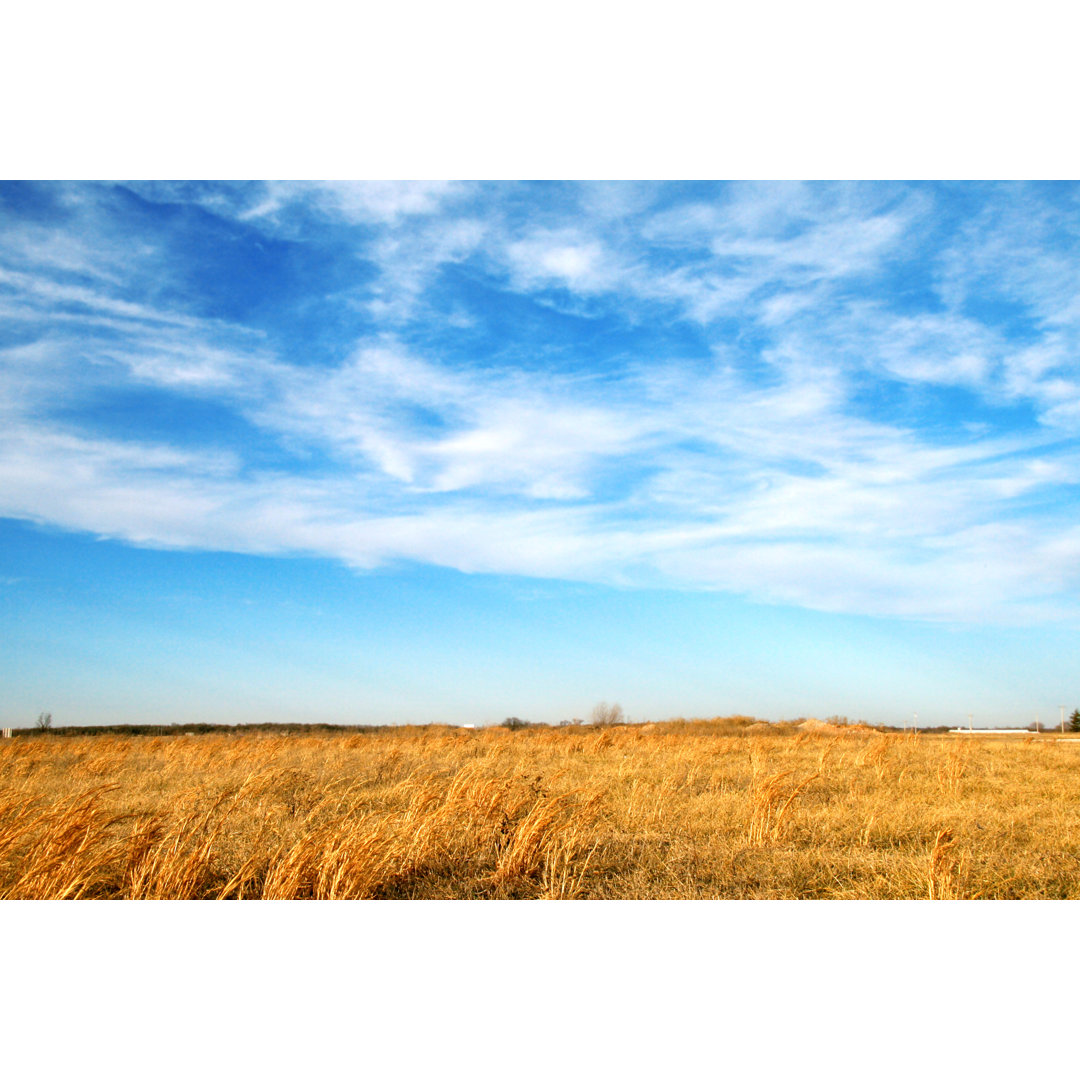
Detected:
left=2, top=181, right=1078, bottom=727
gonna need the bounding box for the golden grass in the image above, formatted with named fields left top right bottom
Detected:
left=3, top=720, right=1080, bottom=898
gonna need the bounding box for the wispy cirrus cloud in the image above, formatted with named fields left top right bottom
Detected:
left=2, top=181, right=1079, bottom=623
left=126, top=180, right=472, bottom=226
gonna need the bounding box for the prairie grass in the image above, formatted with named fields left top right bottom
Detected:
left=2, top=720, right=1079, bottom=898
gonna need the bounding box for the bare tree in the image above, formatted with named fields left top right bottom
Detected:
left=35, top=711, right=53, bottom=732
left=591, top=702, right=624, bottom=726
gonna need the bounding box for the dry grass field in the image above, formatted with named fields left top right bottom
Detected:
left=3, top=718, right=1079, bottom=899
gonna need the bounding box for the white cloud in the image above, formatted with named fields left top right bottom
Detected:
left=248, top=341, right=647, bottom=499
left=243, top=181, right=470, bottom=225
left=5, top=181, right=1080, bottom=625
left=0, top=266, right=211, bottom=329
left=364, top=216, right=487, bottom=323
left=125, top=180, right=471, bottom=228
left=503, top=230, right=628, bottom=294
left=4, top=318, right=1077, bottom=624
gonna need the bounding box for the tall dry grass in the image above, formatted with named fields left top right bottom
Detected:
left=3, top=720, right=1080, bottom=898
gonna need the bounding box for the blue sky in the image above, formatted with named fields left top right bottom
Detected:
left=2, top=180, right=1079, bottom=727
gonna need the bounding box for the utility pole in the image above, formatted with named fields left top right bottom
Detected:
left=968, top=712, right=973, bottom=733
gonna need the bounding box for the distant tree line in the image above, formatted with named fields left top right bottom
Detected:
left=501, top=703, right=627, bottom=731
left=9, top=721, right=387, bottom=738
left=21, top=705, right=1073, bottom=737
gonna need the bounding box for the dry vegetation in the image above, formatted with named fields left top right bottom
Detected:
left=3, top=717, right=1080, bottom=899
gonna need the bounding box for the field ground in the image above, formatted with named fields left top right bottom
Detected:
left=2, top=718, right=1079, bottom=899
